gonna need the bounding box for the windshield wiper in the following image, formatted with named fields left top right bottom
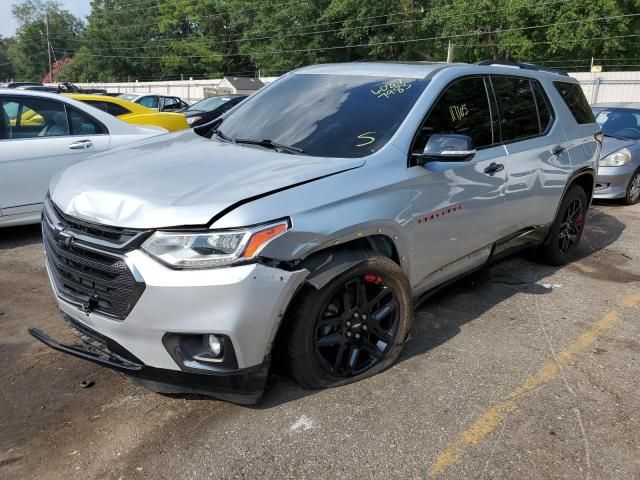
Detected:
left=212, top=128, right=232, bottom=142
left=234, top=138, right=305, bottom=155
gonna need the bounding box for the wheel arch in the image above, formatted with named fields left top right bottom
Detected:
left=552, top=167, right=595, bottom=223
left=267, top=238, right=404, bottom=371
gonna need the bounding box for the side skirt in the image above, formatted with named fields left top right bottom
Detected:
left=412, top=224, right=551, bottom=310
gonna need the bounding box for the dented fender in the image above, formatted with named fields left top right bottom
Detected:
left=302, top=249, right=373, bottom=290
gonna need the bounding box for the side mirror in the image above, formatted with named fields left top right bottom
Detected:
left=418, top=133, right=476, bottom=164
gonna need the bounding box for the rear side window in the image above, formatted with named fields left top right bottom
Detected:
left=83, top=100, right=108, bottom=113
left=553, top=82, right=595, bottom=124
left=533, top=82, right=553, bottom=133
left=106, top=102, right=130, bottom=116
left=68, top=107, right=106, bottom=135
left=492, top=76, right=541, bottom=142
left=415, top=76, right=495, bottom=151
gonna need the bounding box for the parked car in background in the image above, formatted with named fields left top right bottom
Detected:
left=5, top=82, right=45, bottom=89
left=180, top=95, right=247, bottom=127
left=68, top=94, right=189, bottom=132
left=31, top=61, right=600, bottom=404
left=0, top=89, right=167, bottom=227
left=17, top=82, right=108, bottom=95
left=118, top=93, right=189, bottom=112
left=592, top=103, right=640, bottom=204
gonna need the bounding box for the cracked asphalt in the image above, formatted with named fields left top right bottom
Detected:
left=1, top=202, right=639, bottom=480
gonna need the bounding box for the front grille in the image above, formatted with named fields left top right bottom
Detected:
left=51, top=202, right=144, bottom=248
left=42, top=199, right=146, bottom=321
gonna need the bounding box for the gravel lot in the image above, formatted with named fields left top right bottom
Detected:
left=1, top=202, right=639, bottom=480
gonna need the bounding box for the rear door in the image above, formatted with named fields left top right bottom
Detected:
left=0, top=96, right=111, bottom=216
left=492, top=75, right=572, bottom=230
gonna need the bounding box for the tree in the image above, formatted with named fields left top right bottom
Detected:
left=8, top=0, right=84, bottom=81
left=0, top=36, right=15, bottom=82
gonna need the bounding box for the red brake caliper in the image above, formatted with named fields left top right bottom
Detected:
left=363, top=275, right=383, bottom=285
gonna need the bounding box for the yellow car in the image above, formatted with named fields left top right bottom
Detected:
left=66, top=94, right=189, bottom=132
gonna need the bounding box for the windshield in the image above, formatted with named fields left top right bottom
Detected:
left=593, top=107, right=640, bottom=140
left=118, top=93, right=138, bottom=101
left=218, top=74, right=428, bottom=158
left=189, top=96, right=234, bottom=112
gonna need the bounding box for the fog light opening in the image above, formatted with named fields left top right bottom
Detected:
left=208, top=334, right=223, bottom=358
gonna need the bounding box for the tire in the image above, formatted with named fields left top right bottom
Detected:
left=533, top=185, right=588, bottom=266
left=286, top=251, right=413, bottom=390
left=624, top=169, right=640, bottom=205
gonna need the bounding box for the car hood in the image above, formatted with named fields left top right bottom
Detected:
left=601, top=137, right=637, bottom=157
left=50, top=130, right=365, bottom=229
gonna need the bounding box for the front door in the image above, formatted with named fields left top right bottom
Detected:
left=0, top=96, right=110, bottom=216
left=407, top=76, right=508, bottom=292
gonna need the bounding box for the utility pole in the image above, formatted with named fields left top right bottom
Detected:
left=446, top=42, right=454, bottom=63
left=45, top=13, right=53, bottom=83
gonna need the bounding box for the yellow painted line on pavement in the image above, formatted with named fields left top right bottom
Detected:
left=429, top=291, right=640, bottom=478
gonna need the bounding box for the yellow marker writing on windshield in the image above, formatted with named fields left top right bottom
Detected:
left=356, top=132, right=376, bottom=147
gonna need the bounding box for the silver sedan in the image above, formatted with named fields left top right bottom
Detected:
left=0, top=89, right=166, bottom=227
left=592, top=103, right=640, bottom=204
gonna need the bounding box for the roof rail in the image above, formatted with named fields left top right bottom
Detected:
left=476, top=60, right=569, bottom=76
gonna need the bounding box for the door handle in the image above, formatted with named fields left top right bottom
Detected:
left=484, top=162, right=504, bottom=175
left=552, top=145, right=566, bottom=155
left=69, top=139, right=93, bottom=150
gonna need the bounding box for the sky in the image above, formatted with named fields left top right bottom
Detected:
left=0, top=0, right=91, bottom=37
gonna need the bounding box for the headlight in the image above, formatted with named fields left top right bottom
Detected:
left=600, top=148, right=631, bottom=167
left=186, top=116, right=202, bottom=126
left=141, top=220, right=289, bottom=269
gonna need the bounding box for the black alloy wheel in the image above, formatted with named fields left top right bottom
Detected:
left=558, top=198, right=584, bottom=255
left=313, top=274, right=399, bottom=377
left=533, top=185, right=587, bottom=266
left=285, top=252, right=413, bottom=390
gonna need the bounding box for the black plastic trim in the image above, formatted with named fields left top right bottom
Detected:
left=162, top=333, right=240, bottom=372
left=29, top=325, right=268, bottom=405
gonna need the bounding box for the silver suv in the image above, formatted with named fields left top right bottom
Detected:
left=31, top=62, right=601, bottom=404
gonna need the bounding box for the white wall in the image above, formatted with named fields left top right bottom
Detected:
left=72, top=77, right=280, bottom=103
left=570, top=71, right=640, bottom=104
left=70, top=72, right=640, bottom=105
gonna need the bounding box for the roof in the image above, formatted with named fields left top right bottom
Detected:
left=294, top=61, right=573, bottom=80
left=222, top=76, right=265, bottom=90
left=296, top=62, right=453, bottom=78
left=66, top=93, right=151, bottom=114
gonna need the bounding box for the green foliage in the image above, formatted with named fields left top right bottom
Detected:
left=3, top=0, right=640, bottom=81
left=0, top=36, right=15, bottom=82
left=8, top=0, right=83, bottom=81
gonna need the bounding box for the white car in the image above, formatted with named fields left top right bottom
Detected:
left=0, top=89, right=166, bottom=227
left=117, top=93, right=189, bottom=112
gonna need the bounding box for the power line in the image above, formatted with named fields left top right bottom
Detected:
left=54, top=13, right=640, bottom=60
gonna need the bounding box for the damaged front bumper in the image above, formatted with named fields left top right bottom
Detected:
left=29, top=317, right=270, bottom=405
